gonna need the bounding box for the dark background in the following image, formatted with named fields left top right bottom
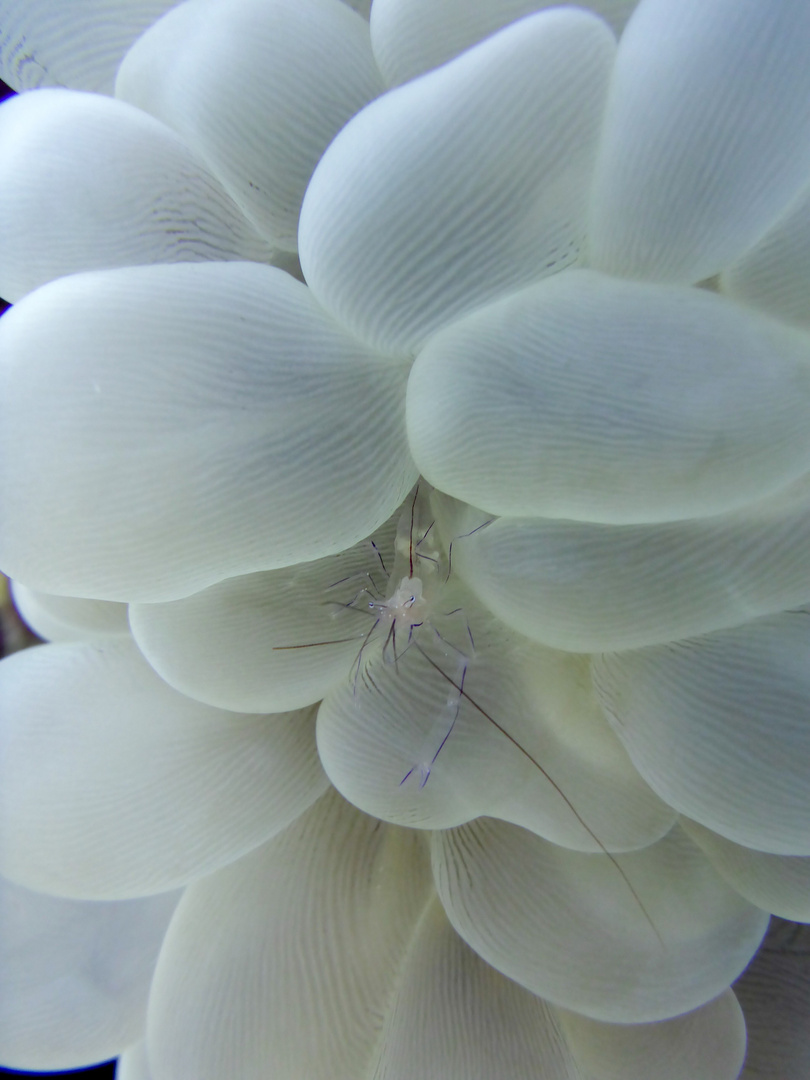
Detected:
left=0, top=1067, right=116, bottom=1079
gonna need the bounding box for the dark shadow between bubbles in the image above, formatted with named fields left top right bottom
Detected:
left=0, top=1066, right=116, bottom=1079
left=0, top=76, right=13, bottom=314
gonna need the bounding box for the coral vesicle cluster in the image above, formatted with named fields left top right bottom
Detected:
left=1, top=1, right=810, bottom=1078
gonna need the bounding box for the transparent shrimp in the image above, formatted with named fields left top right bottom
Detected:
left=281, top=483, right=662, bottom=944
left=339, top=484, right=479, bottom=788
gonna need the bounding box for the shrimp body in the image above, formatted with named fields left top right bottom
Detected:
left=316, top=486, right=664, bottom=941
left=344, top=486, right=473, bottom=785
left=367, top=575, right=428, bottom=660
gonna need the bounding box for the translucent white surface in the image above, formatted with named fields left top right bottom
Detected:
left=300, top=9, right=615, bottom=353
left=0, top=640, right=327, bottom=898
left=0, top=89, right=272, bottom=303
left=147, top=793, right=432, bottom=1080
left=558, top=990, right=746, bottom=1080
left=0, top=874, right=179, bottom=1071
left=318, top=605, right=673, bottom=850
left=449, top=474, right=810, bottom=651
left=408, top=270, right=810, bottom=523
left=130, top=516, right=397, bottom=713
left=594, top=611, right=810, bottom=854
left=0, top=262, right=415, bottom=601
left=117, top=0, right=383, bottom=250
left=369, top=897, right=581, bottom=1080
left=0, top=0, right=177, bottom=92
left=433, top=820, right=768, bottom=1023
left=589, top=0, right=810, bottom=282
left=11, top=582, right=129, bottom=643
left=722, top=179, right=810, bottom=329
left=370, top=0, right=636, bottom=86
left=684, top=819, right=810, bottom=922
left=117, top=1042, right=154, bottom=1080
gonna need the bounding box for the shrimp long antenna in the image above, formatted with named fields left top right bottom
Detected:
left=351, top=616, right=381, bottom=693
left=417, top=521, right=434, bottom=547
left=413, top=642, right=664, bottom=947
left=446, top=517, right=495, bottom=582
left=370, top=539, right=388, bottom=575
left=272, top=635, right=367, bottom=650
left=408, top=483, right=420, bottom=578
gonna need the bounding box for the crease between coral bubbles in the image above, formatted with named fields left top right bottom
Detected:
left=0, top=66, right=16, bottom=670
left=0, top=81, right=9, bottom=319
